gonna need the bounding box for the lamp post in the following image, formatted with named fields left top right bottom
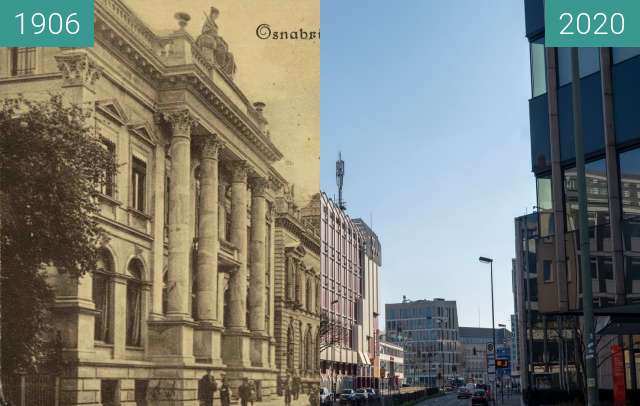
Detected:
left=479, top=256, right=497, bottom=404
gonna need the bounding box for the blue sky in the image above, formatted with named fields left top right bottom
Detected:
left=320, top=1, right=536, bottom=329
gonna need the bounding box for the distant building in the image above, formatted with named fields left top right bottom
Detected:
left=386, top=298, right=460, bottom=387
left=354, top=219, right=382, bottom=388
left=319, top=193, right=366, bottom=393
left=459, top=327, right=511, bottom=385
left=379, top=337, right=404, bottom=390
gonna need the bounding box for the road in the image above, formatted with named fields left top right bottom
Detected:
left=415, top=392, right=522, bottom=406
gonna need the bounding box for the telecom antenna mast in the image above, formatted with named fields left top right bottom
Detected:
left=336, top=152, right=346, bottom=210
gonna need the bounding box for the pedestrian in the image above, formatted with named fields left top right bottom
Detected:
left=308, top=384, right=320, bottom=406
left=292, top=375, right=300, bottom=400
left=249, top=380, right=257, bottom=406
left=198, top=368, right=218, bottom=406
left=238, top=377, right=251, bottom=406
left=219, top=376, right=231, bottom=406
left=284, top=376, right=292, bottom=406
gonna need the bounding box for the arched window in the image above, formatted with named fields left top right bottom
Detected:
left=315, top=279, right=320, bottom=314
left=296, top=268, right=304, bottom=305
left=93, top=250, right=114, bottom=343
left=126, top=259, right=144, bottom=347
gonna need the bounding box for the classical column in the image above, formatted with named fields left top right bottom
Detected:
left=249, top=177, right=268, bottom=333
left=165, top=110, right=195, bottom=318
left=228, top=161, right=249, bottom=330
left=196, top=135, right=224, bottom=322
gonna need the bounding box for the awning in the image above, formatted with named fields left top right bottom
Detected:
left=357, top=351, right=371, bottom=365
left=597, top=315, right=640, bottom=335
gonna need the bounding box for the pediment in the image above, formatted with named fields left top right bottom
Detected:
left=96, top=99, right=128, bottom=126
left=127, top=122, right=158, bottom=145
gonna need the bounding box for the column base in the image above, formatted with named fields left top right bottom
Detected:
left=148, top=319, right=196, bottom=364
left=222, top=328, right=252, bottom=368
left=250, top=333, right=270, bottom=367
left=193, top=323, right=225, bottom=367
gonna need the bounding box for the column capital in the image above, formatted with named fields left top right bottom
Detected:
left=55, top=52, right=103, bottom=88
left=229, top=161, right=250, bottom=183
left=250, top=176, right=269, bottom=198
left=201, top=134, right=225, bottom=160
left=164, top=110, right=197, bottom=138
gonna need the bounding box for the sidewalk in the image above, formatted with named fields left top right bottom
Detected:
left=244, top=396, right=311, bottom=406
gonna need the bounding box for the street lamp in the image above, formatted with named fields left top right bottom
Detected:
left=479, top=256, right=497, bottom=404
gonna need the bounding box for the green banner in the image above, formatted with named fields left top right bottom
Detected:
left=0, top=0, right=94, bottom=47
left=546, top=0, right=640, bottom=47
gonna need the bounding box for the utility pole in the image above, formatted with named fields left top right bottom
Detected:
left=570, top=47, right=598, bottom=406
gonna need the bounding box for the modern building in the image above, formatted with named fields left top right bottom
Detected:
left=524, top=0, right=640, bottom=396
left=353, top=219, right=382, bottom=389
left=459, top=327, right=511, bottom=385
left=319, top=193, right=366, bottom=393
left=273, top=188, right=321, bottom=392
left=379, top=337, right=405, bottom=391
left=385, top=297, right=460, bottom=388
left=0, top=1, right=316, bottom=404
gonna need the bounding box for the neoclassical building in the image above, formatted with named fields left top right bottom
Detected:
left=0, top=1, right=314, bottom=404
left=273, top=190, right=321, bottom=390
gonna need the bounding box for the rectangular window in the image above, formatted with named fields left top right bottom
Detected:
left=619, top=148, right=640, bottom=220
left=530, top=38, right=547, bottom=97
left=10, top=47, right=36, bottom=76
left=537, top=176, right=555, bottom=237
left=543, top=260, right=553, bottom=282
left=101, top=141, right=116, bottom=197
left=134, top=380, right=148, bottom=405
left=101, top=380, right=119, bottom=406
left=131, top=157, right=146, bottom=212
left=93, top=273, right=112, bottom=343
left=557, top=47, right=600, bottom=87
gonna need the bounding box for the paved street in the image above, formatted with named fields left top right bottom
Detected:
left=415, top=392, right=522, bottom=406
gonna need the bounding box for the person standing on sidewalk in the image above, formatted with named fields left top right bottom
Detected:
left=219, top=376, right=231, bottom=406
left=198, top=368, right=218, bottom=406
left=284, top=375, right=292, bottom=406
left=238, top=377, right=252, bottom=406
left=292, top=375, right=300, bottom=400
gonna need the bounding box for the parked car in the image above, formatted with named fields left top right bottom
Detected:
left=471, top=389, right=489, bottom=405
left=457, top=387, right=471, bottom=399
left=320, top=387, right=334, bottom=405
left=365, top=388, right=378, bottom=400
left=354, top=388, right=368, bottom=400
left=476, top=384, right=490, bottom=399
left=339, top=389, right=356, bottom=402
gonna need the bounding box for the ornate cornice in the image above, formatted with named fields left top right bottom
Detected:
left=276, top=214, right=320, bottom=256
left=94, top=0, right=283, bottom=163
left=55, top=52, right=103, bottom=88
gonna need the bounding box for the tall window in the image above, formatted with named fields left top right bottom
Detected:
left=306, top=278, right=313, bottom=312
left=536, top=176, right=554, bottom=237
left=126, top=259, right=143, bottom=347
left=558, top=47, right=601, bottom=87
left=530, top=38, right=547, bottom=98
left=131, top=158, right=146, bottom=212
left=93, top=251, right=114, bottom=343
left=10, top=48, right=36, bottom=76
left=101, top=141, right=116, bottom=197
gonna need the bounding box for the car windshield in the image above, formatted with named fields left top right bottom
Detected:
left=356, top=389, right=366, bottom=393
left=366, top=389, right=374, bottom=393
left=474, top=390, right=485, bottom=396
left=342, top=390, right=353, bottom=394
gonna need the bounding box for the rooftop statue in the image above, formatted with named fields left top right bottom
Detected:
left=196, top=6, right=237, bottom=78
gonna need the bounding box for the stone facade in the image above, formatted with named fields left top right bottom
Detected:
left=0, top=1, right=316, bottom=405
left=273, top=190, right=321, bottom=392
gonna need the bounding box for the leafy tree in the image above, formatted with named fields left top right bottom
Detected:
left=0, top=95, right=115, bottom=399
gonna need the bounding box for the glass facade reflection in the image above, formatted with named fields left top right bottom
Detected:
left=530, top=38, right=546, bottom=98
left=563, top=159, right=609, bottom=231
left=619, top=147, right=640, bottom=220
left=536, top=176, right=554, bottom=237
